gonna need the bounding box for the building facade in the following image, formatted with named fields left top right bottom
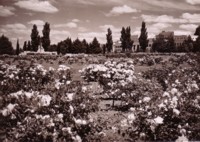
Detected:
left=113, top=35, right=153, bottom=52
left=156, top=31, right=188, bottom=47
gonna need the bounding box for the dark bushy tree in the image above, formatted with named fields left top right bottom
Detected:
left=120, top=27, right=133, bottom=52
left=16, top=39, right=20, bottom=55
left=106, top=28, right=113, bottom=53
left=103, top=44, right=106, bottom=54
left=82, top=39, right=89, bottom=53
left=120, top=27, right=126, bottom=52
left=88, top=37, right=102, bottom=54
left=72, top=38, right=86, bottom=53
left=125, top=26, right=133, bottom=51
left=152, top=36, right=175, bottom=53
left=0, top=35, right=13, bottom=55
left=48, top=44, right=57, bottom=52
left=194, top=25, right=200, bottom=52
left=42, top=22, right=50, bottom=51
left=65, top=38, right=72, bottom=53
left=23, top=41, right=27, bottom=51
left=27, top=40, right=32, bottom=51
left=139, top=22, right=149, bottom=52
left=31, top=24, right=40, bottom=52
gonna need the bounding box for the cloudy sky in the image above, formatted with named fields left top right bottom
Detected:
left=0, top=0, right=200, bottom=47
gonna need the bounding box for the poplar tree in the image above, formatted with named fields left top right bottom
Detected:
left=23, top=41, right=27, bottom=51
left=16, top=39, right=20, bottom=55
left=31, top=24, right=40, bottom=52
left=139, top=22, right=149, bottom=52
left=120, top=27, right=126, bottom=52
left=42, top=22, right=50, bottom=51
left=106, top=28, right=113, bottom=53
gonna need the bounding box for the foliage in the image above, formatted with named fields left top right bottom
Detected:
left=0, top=60, right=100, bottom=141
left=31, top=25, right=40, bottom=52
left=194, top=25, right=200, bottom=52
left=42, top=22, right=51, bottom=51
left=0, top=35, right=13, bottom=55
left=88, top=37, right=102, bottom=54
left=139, top=22, right=149, bottom=52
left=120, top=27, right=133, bottom=52
left=16, top=39, right=20, bottom=55
left=23, top=41, right=27, bottom=51
left=152, top=36, right=175, bottom=52
left=106, top=28, right=113, bottom=53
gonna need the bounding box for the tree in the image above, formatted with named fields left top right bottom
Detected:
left=194, top=25, right=200, bottom=52
left=88, top=37, right=102, bottom=54
left=31, top=24, right=40, bottom=52
left=72, top=38, right=86, bottom=53
left=120, top=27, right=133, bottom=52
left=103, top=44, right=106, bottom=54
left=139, top=22, right=149, bottom=52
left=23, top=41, right=27, bottom=51
left=48, top=44, right=57, bottom=52
left=125, top=26, right=133, bottom=51
left=16, top=39, right=20, bottom=55
left=65, top=38, right=72, bottom=53
left=57, top=44, right=61, bottom=55
left=0, top=35, right=13, bottom=55
left=120, top=27, right=126, bottom=52
left=106, top=28, right=113, bottom=53
left=152, top=36, right=175, bottom=53
left=42, top=22, right=50, bottom=51
left=27, top=41, right=32, bottom=51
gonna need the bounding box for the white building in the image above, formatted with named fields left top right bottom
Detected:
left=113, top=35, right=154, bottom=52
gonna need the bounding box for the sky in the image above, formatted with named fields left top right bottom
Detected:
left=0, top=0, right=200, bottom=47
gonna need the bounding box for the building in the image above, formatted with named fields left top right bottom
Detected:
left=113, top=35, right=154, bottom=52
left=156, top=31, right=174, bottom=39
left=131, top=35, right=140, bottom=52
left=113, top=40, right=121, bottom=53
left=156, top=31, right=188, bottom=47
left=174, top=35, right=188, bottom=47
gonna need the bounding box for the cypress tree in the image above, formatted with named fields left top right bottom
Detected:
left=125, top=26, right=133, bottom=51
left=194, top=25, right=200, bottom=52
left=89, top=37, right=102, bottom=54
left=23, top=41, right=27, bottom=51
left=42, top=22, right=50, bottom=51
left=16, top=39, right=20, bottom=55
left=139, top=22, right=149, bottom=52
left=0, top=35, right=13, bottom=55
left=106, top=28, right=113, bottom=53
left=65, top=37, right=72, bottom=53
left=31, top=24, right=40, bottom=52
left=120, top=27, right=126, bottom=52
left=27, top=40, right=32, bottom=51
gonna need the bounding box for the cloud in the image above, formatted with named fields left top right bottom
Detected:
left=99, top=25, right=121, bottom=33
left=179, top=24, right=198, bottom=31
left=141, top=14, right=187, bottom=23
left=72, top=19, right=80, bottom=23
left=28, top=20, right=45, bottom=26
left=4, top=23, right=27, bottom=30
left=54, top=22, right=77, bottom=28
left=142, top=0, right=200, bottom=11
left=174, top=30, right=192, bottom=35
left=133, top=22, right=172, bottom=38
left=0, top=5, right=15, bottom=17
left=14, top=0, right=58, bottom=13
left=107, top=5, right=138, bottom=16
left=186, top=0, right=200, bottom=5
left=51, top=30, right=71, bottom=44
left=1, top=23, right=29, bottom=36
left=78, top=32, right=106, bottom=43
left=181, top=13, right=200, bottom=23
left=78, top=27, right=88, bottom=32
